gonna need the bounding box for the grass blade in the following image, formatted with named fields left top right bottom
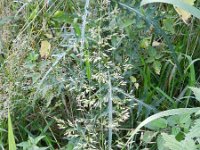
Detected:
left=8, top=110, right=16, bottom=150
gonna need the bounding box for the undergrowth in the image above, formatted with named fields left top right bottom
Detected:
left=0, top=0, right=200, bottom=149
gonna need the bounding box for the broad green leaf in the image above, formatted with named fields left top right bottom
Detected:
left=142, top=131, right=158, bottom=143
left=8, top=110, right=16, bottom=150
left=66, top=142, right=74, bottom=150
left=140, top=0, right=200, bottom=21
left=40, top=40, right=51, bottom=59
left=126, top=107, right=200, bottom=144
left=185, top=119, right=200, bottom=139
left=157, top=134, right=169, bottom=150
left=163, top=18, right=175, bottom=33
left=161, top=133, right=182, bottom=150
left=167, top=114, right=191, bottom=130
left=162, top=133, right=196, bottom=150
left=145, top=118, right=167, bottom=130
left=181, top=138, right=196, bottom=150
left=189, top=87, right=200, bottom=101
left=53, top=11, right=72, bottom=23
left=171, top=127, right=181, bottom=136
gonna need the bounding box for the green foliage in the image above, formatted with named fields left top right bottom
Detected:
left=0, top=0, right=200, bottom=149
left=190, top=87, right=200, bottom=101
left=8, top=110, right=16, bottom=150
left=17, top=136, right=48, bottom=150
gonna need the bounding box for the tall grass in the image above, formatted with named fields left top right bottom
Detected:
left=0, top=0, right=199, bottom=149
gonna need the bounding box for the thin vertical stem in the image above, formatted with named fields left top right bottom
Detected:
left=80, top=0, right=90, bottom=55
left=108, top=75, right=113, bottom=150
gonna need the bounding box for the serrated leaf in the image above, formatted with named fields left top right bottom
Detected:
left=167, top=114, right=191, bottom=129
left=185, top=119, right=200, bottom=139
left=181, top=138, right=196, bottom=150
left=40, top=40, right=51, bottom=59
left=189, top=87, right=200, bottom=101
left=162, top=133, right=196, bottom=150
left=161, top=133, right=182, bottom=150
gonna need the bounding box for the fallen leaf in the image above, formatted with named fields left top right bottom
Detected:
left=40, top=40, right=51, bottom=59
left=174, top=0, right=196, bottom=24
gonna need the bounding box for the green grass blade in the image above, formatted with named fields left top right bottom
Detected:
left=155, top=87, right=177, bottom=108
left=126, top=107, right=200, bottom=145
left=8, top=110, right=16, bottom=150
left=84, top=50, right=91, bottom=80
left=140, top=0, right=200, bottom=20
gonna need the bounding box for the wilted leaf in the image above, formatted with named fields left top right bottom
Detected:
left=174, top=0, right=196, bottom=23
left=40, top=40, right=51, bottom=59
left=153, top=61, right=161, bottom=75
left=130, top=76, right=137, bottom=83
left=134, top=83, right=139, bottom=89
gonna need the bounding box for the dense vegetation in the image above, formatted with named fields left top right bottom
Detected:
left=0, top=0, right=200, bottom=149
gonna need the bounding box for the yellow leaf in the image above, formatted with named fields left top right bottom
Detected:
left=40, top=40, right=51, bottom=59
left=134, top=83, right=139, bottom=89
left=174, top=0, right=196, bottom=24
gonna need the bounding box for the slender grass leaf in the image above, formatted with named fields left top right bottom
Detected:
left=8, top=110, right=16, bottom=150
left=84, top=50, right=91, bottom=80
